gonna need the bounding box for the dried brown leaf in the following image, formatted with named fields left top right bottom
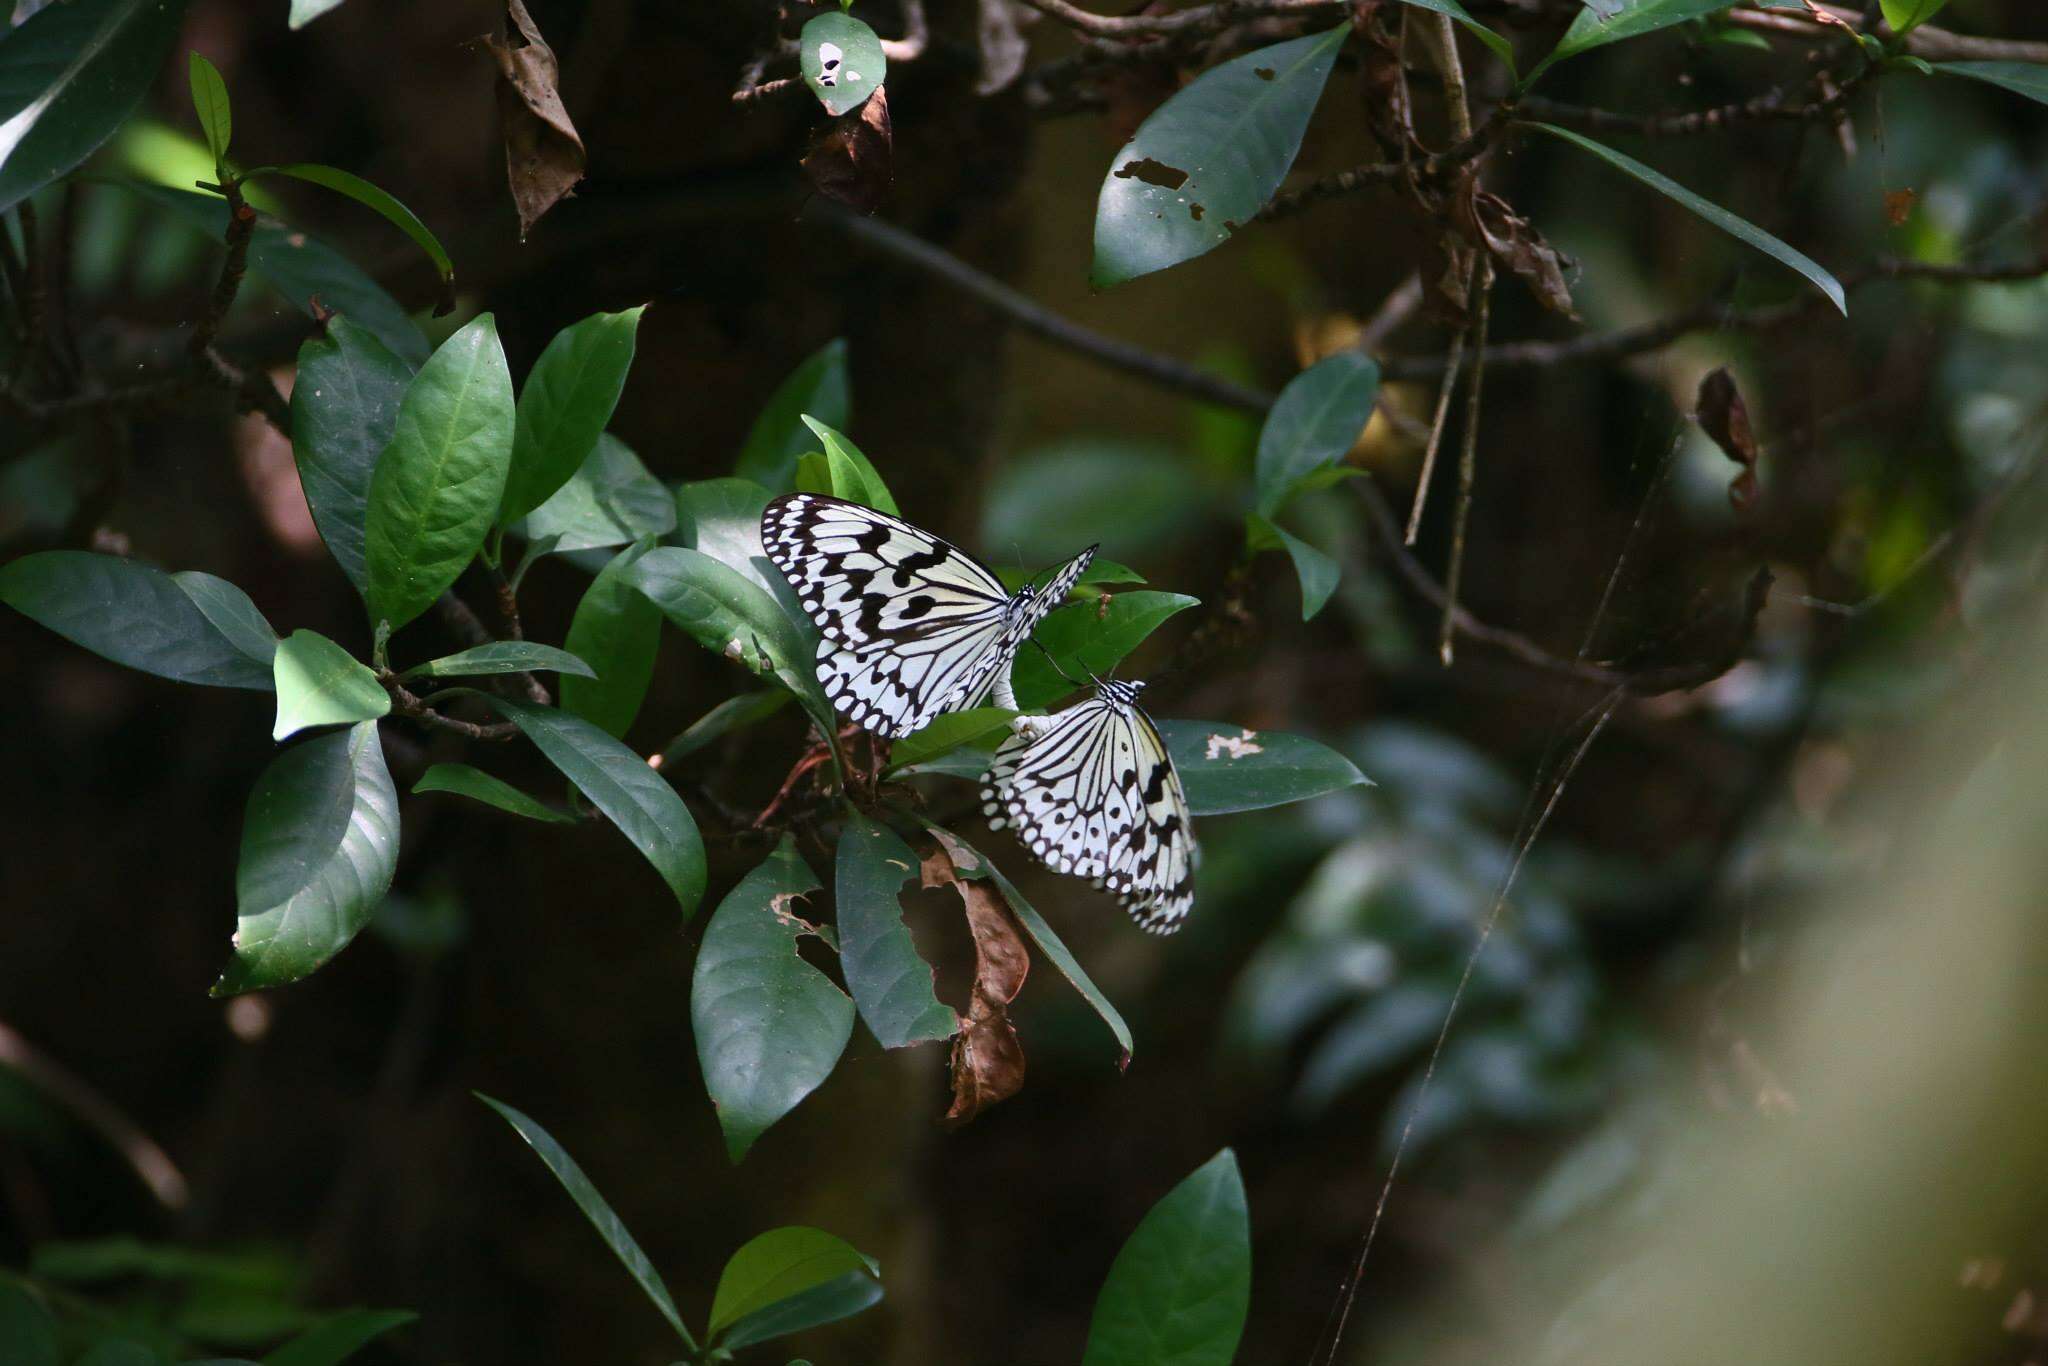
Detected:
left=482, top=0, right=585, bottom=240
left=1696, top=366, right=1758, bottom=468
left=1464, top=189, right=1576, bottom=318
left=1883, top=187, right=1917, bottom=228
left=801, top=84, right=893, bottom=216
left=924, top=839, right=1029, bottom=1126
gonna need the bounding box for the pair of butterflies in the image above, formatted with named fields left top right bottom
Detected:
left=761, top=492, right=1197, bottom=932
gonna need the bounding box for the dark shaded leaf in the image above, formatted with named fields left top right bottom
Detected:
left=802, top=83, right=892, bottom=215
left=1936, top=61, right=2048, bottom=106
left=518, top=432, right=674, bottom=554
left=1082, top=1150, right=1250, bottom=1366
left=1246, top=514, right=1339, bottom=621
left=1523, top=0, right=1736, bottom=85
left=0, top=1280, right=58, bottom=1366
left=693, top=838, right=853, bottom=1162
left=0, top=551, right=274, bottom=690
left=413, top=762, right=575, bottom=823
left=483, top=0, right=584, bottom=238
left=270, top=629, right=389, bottom=741
left=241, top=163, right=454, bottom=300
left=73, top=1342, right=160, bottom=1366
left=709, top=1227, right=878, bottom=1337
left=734, top=340, right=850, bottom=492
left=716, top=1270, right=883, bottom=1351
left=835, top=811, right=957, bottom=1050
left=500, top=307, right=643, bottom=523
left=1157, top=719, right=1371, bottom=814
left=1392, top=0, right=1515, bottom=71
left=216, top=721, right=398, bottom=995
left=170, top=570, right=278, bottom=671
left=262, top=1309, right=416, bottom=1366
left=1010, top=591, right=1199, bottom=710
left=404, top=641, right=594, bottom=680
left=661, top=690, right=792, bottom=764
left=1255, top=352, right=1377, bottom=516
left=800, top=11, right=886, bottom=117
left=561, top=539, right=661, bottom=738
left=292, top=316, right=415, bottom=594
left=1092, top=25, right=1346, bottom=286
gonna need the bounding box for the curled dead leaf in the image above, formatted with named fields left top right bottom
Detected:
left=1696, top=366, right=1758, bottom=468
left=802, top=84, right=893, bottom=216
left=482, top=0, right=585, bottom=240
left=923, top=838, right=1029, bottom=1126
left=1883, top=187, right=1917, bottom=228
left=1462, top=189, right=1577, bottom=319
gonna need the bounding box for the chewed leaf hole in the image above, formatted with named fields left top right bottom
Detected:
left=1115, top=157, right=1189, bottom=191
left=1254, top=66, right=1276, bottom=80
left=1189, top=203, right=1205, bottom=221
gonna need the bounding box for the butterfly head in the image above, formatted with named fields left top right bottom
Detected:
left=1097, top=677, right=1145, bottom=708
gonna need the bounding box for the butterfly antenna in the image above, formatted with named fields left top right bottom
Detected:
left=1027, top=637, right=1089, bottom=689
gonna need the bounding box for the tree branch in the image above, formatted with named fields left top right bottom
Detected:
left=1725, top=3, right=2048, bottom=63
left=1015, top=0, right=1340, bottom=40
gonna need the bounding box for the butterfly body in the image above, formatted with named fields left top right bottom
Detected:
left=761, top=492, right=1094, bottom=737
left=984, top=679, right=1198, bottom=934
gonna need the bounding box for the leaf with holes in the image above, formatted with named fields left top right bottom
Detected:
left=1092, top=25, right=1346, bottom=287
left=1158, top=720, right=1370, bottom=815
left=835, top=812, right=957, bottom=1050
left=800, top=11, right=886, bottom=117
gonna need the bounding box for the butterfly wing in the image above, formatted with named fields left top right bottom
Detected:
left=1105, top=703, right=1197, bottom=933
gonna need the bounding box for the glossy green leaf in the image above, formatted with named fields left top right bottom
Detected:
left=1157, top=719, right=1370, bottom=815
left=170, top=570, right=278, bottom=671
left=1001, top=558, right=1148, bottom=595
left=1529, top=124, right=1845, bottom=314
left=292, top=317, right=415, bottom=594
left=694, top=839, right=854, bottom=1163
left=1255, top=352, right=1377, bottom=516
left=476, top=1094, right=695, bottom=1349
left=413, top=762, right=575, bottom=823
left=887, top=707, right=1018, bottom=772
left=561, top=540, right=661, bottom=738
left=835, top=812, right=957, bottom=1050
left=263, top=1309, right=417, bottom=1366
left=735, top=339, right=849, bottom=490
left=709, top=1227, right=879, bottom=1337
left=271, top=629, right=389, bottom=741
left=403, top=641, right=595, bottom=680
left=0, top=551, right=274, bottom=690
left=800, top=12, right=886, bottom=117
left=237, top=163, right=451, bottom=311
left=0, top=1280, right=58, bottom=1366
left=660, top=691, right=792, bottom=764
left=518, top=432, right=675, bottom=554
left=717, top=1270, right=883, bottom=1351
left=187, top=50, right=229, bottom=168
left=287, top=0, right=349, bottom=27
left=1010, top=591, right=1199, bottom=710
left=1523, top=0, right=1735, bottom=85
left=484, top=697, right=705, bottom=912
left=795, top=415, right=897, bottom=514
left=216, top=721, right=398, bottom=995
left=623, top=546, right=832, bottom=726
left=675, top=476, right=802, bottom=612
left=0, top=0, right=189, bottom=215
left=1880, top=0, right=1948, bottom=34
left=363, top=314, right=516, bottom=631
left=1937, top=61, right=2048, bottom=105
left=892, top=747, right=996, bottom=780
left=1083, top=1150, right=1250, bottom=1366
left=1247, top=514, right=1339, bottom=621
left=1092, top=25, right=1346, bottom=287
left=499, top=307, right=643, bottom=522
left=1394, top=0, right=1515, bottom=69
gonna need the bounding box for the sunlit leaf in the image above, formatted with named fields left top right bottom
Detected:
left=186, top=50, right=229, bottom=169
left=717, top=1271, right=883, bottom=1351
left=241, top=162, right=454, bottom=298
left=287, top=0, right=350, bottom=28
left=293, top=316, right=415, bottom=594
left=1879, top=0, right=1948, bottom=35
left=794, top=415, right=897, bottom=514
left=1083, top=1150, right=1250, bottom=1366
left=675, top=476, right=801, bottom=611
left=499, top=307, right=643, bottom=523
left=262, top=1309, right=416, bottom=1366
left=835, top=812, right=957, bottom=1050
left=216, top=721, right=397, bottom=995
left=403, top=642, right=595, bottom=680
left=1156, top=719, right=1371, bottom=814
left=413, top=762, right=575, bottom=824
left=0, top=551, right=274, bottom=690
left=800, top=11, right=886, bottom=117
left=270, top=629, right=389, bottom=741
left=1092, top=25, right=1346, bottom=286
left=709, top=1227, right=879, bottom=1337
left=561, top=539, right=661, bottom=738
left=1255, top=352, right=1377, bottom=516
left=1010, top=591, right=1199, bottom=710
left=735, top=339, right=849, bottom=491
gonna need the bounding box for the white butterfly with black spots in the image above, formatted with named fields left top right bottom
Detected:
left=761, top=492, right=1095, bottom=738
left=982, top=679, right=1197, bottom=933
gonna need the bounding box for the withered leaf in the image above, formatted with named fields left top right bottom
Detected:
left=1696, top=366, right=1758, bottom=468
left=1883, top=187, right=1917, bottom=228
left=802, top=84, right=893, bottom=216
left=923, top=839, right=1029, bottom=1126
left=483, top=0, right=585, bottom=240
left=1463, top=189, right=1576, bottom=319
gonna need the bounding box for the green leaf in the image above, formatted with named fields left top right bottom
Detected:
left=0, top=551, right=274, bottom=690
left=215, top=721, right=398, bottom=995
left=186, top=50, right=229, bottom=168
left=660, top=691, right=792, bottom=764
left=1523, top=0, right=1736, bottom=85
left=271, top=629, right=390, bottom=741
left=483, top=697, right=706, bottom=913
left=676, top=477, right=782, bottom=594
left=499, top=307, right=643, bottom=523
left=476, top=1094, right=696, bottom=1350
left=623, top=546, right=832, bottom=727
left=1156, top=720, right=1370, bottom=814
left=1001, top=558, right=1148, bottom=595
left=799, top=12, right=886, bottom=117
left=887, top=707, right=1018, bottom=772
left=1010, top=591, right=1200, bottom=710
left=287, top=0, right=350, bottom=27
left=403, top=642, right=595, bottom=680
left=1246, top=514, right=1339, bottom=620
left=1391, top=0, right=1516, bottom=72
left=1879, top=0, right=1948, bottom=34
left=794, top=415, right=897, bottom=514
left=1255, top=352, right=1377, bottom=516
left=694, top=838, right=854, bottom=1163
left=1528, top=123, right=1846, bottom=314
left=932, top=828, right=1133, bottom=1062
left=983, top=439, right=1219, bottom=564
left=709, top=1227, right=879, bottom=1338
left=292, top=317, right=416, bottom=594
left=0, top=1280, right=58, bottom=1366
left=413, top=762, right=575, bottom=823
left=834, top=812, right=957, bottom=1050
left=735, top=339, right=849, bottom=491
left=561, top=540, right=662, bottom=738
left=1083, top=1150, right=1250, bottom=1366
left=517, top=432, right=675, bottom=554
left=0, top=0, right=189, bottom=215
left=170, top=570, right=279, bottom=671
left=1092, top=25, right=1346, bottom=287
left=717, top=1271, right=883, bottom=1351
left=262, top=1309, right=416, bottom=1366
left=74, top=1342, right=162, bottom=1366
left=240, top=163, right=452, bottom=296
left=1937, top=61, right=2048, bottom=105
left=363, top=314, right=516, bottom=631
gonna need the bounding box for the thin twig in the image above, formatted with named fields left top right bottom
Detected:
left=1015, top=0, right=1339, bottom=40
left=1405, top=263, right=1473, bottom=545
left=1438, top=259, right=1492, bottom=665
left=0, top=1019, right=189, bottom=1210
left=1725, top=2, right=2048, bottom=62
left=1257, top=116, right=1500, bottom=223
left=379, top=672, right=520, bottom=741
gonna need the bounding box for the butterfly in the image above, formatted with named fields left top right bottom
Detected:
left=761, top=492, right=1096, bottom=738
left=982, top=678, right=1198, bottom=933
